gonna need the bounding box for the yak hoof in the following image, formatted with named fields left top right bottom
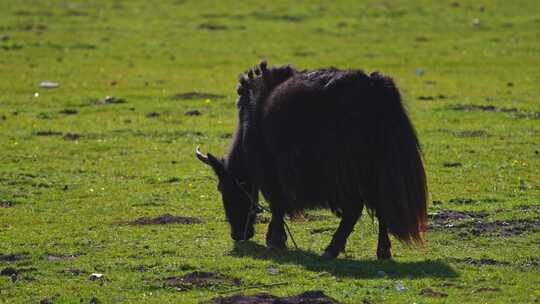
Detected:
left=376, top=248, right=392, bottom=260
left=322, top=249, right=339, bottom=259
left=266, top=238, right=286, bottom=250
left=265, top=234, right=286, bottom=250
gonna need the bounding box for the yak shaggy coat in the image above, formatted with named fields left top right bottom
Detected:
left=196, top=61, right=427, bottom=259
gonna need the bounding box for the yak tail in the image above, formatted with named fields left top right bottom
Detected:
left=365, top=72, right=428, bottom=245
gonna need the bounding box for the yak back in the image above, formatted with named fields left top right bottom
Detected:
left=255, top=68, right=382, bottom=213
left=235, top=66, right=427, bottom=244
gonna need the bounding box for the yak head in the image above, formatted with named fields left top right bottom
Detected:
left=196, top=146, right=256, bottom=241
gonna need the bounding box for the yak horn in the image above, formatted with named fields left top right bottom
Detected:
left=196, top=145, right=210, bottom=165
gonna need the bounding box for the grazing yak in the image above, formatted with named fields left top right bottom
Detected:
left=196, top=61, right=427, bottom=259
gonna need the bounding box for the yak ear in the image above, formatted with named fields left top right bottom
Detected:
left=207, top=153, right=226, bottom=177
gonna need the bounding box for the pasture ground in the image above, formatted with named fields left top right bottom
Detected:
left=0, top=0, right=539, bottom=303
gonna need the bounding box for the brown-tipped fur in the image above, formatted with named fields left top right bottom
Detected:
left=364, top=72, right=428, bottom=244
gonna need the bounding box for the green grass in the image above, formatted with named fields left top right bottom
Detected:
left=1, top=0, right=539, bottom=303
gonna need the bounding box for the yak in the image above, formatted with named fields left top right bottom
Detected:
left=196, top=61, right=427, bottom=259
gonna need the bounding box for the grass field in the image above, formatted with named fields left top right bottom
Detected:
left=1, top=0, right=539, bottom=303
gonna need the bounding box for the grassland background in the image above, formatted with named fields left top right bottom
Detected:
left=0, top=0, right=539, bottom=303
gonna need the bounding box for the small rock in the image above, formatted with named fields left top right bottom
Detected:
left=89, top=273, right=104, bottom=281
left=396, top=281, right=406, bottom=292
left=97, top=96, right=126, bottom=105
left=507, top=82, right=514, bottom=87
left=0, top=35, right=9, bottom=41
left=472, top=18, right=480, bottom=27
left=39, top=299, right=52, bottom=304
left=415, top=68, right=424, bottom=76
left=146, top=112, right=160, bottom=118
left=39, top=81, right=60, bottom=89
left=89, top=297, right=100, bottom=304
left=376, top=270, right=386, bottom=277
left=267, top=266, right=279, bottom=275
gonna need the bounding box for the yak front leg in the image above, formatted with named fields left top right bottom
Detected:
left=322, top=209, right=362, bottom=259
left=376, top=219, right=392, bottom=260
left=265, top=211, right=287, bottom=249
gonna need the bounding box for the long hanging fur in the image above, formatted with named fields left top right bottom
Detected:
left=363, top=72, right=428, bottom=244
left=229, top=63, right=428, bottom=245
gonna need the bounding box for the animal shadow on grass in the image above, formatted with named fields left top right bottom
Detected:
left=232, top=241, right=457, bottom=279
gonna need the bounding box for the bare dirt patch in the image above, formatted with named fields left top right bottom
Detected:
left=42, top=253, right=80, bottom=261
left=429, top=209, right=488, bottom=222
left=185, top=110, right=202, bottom=116
left=453, top=130, right=491, bottom=138
left=130, top=214, right=202, bottom=225
left=463, top=219, right=540, bottom=236
left=1, top=267, right=36, bottom=282
left=454, top=257, right=509, bottom=266
left=428, top=209, right=488, bottom=231
left=419, top=288, right=448, bottom=297
left=417, top=95, right=447, bottom=101
left=251, top=12, right=306, bottom=23
left=35, top=130, right=63, bottom=136
left=473, top=287, right=501, bottom=293
left=198, top=23, right=229, bottom=30
left=59, top=109, right=78, bottom=115
left=429, top=209, right=540, bottom=236
left=448, top=197, right=478, bottom=205
left=207, top=290, right=341, bottom=304
left=160, top=271, right=241, bottom=291
left=171, top=92, right=225, bottom=100
left=63, top=133, right=81, bottom=141
left=0, top=252, right=29, bottom=262
left=447, top=104, right=540, bottom=120
left=518, top=204, right=540, bottom=212
left=443, top=162, right=462, bottom=167
left=0, top=199, right=16, bottom=208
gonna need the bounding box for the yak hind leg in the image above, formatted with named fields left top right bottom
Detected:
left=376, top=219, right=392, bottom=260
left=265, top=211, right=287, bottom=249
left=322, top=206, right=363, bottom=259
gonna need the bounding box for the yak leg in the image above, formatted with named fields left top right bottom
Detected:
left=376, top=220, right=392, bottom=260
left=323, top=208, right=362, bottom=259
left=265, top=211, right=287, bottom=249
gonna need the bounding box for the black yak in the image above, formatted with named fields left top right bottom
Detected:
left=196, top=61, right=427, bottom=259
